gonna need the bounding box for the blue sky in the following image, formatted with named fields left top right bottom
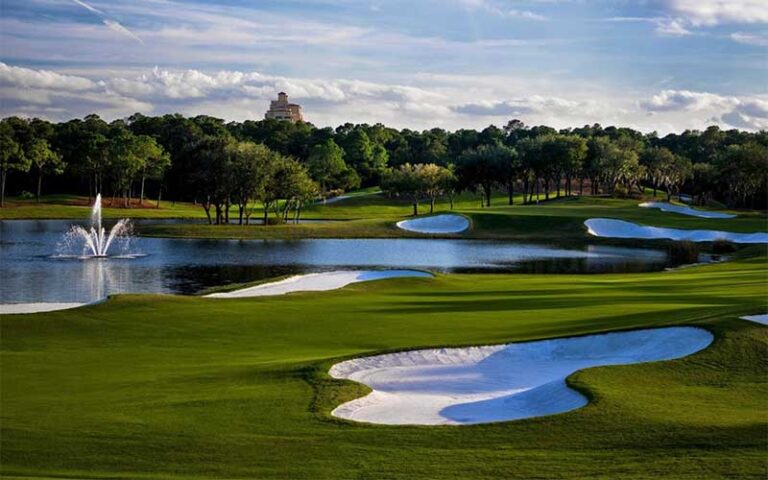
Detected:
left=0, top=0, right=766, bottom=132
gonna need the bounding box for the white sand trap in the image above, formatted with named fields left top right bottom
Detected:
left=330, top=327, right=712, bottom=425
left=639, top=202, right=735, bottom=219
left=206, top=270, right=432, bottom=298
left=396, top=214, right=470, bottom=234
left=585, top=218, right=768, bottom=244
left=741, top=314, right=768, bottom=326
left=0, top=302, right=86, bottom=314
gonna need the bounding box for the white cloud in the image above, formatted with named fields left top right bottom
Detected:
left=70, top=0, right=144, bottom=44
left=1, top=63, right=765, bottom=133
left=729, top=32, right=768, bottom=47
left=640, top=89, right=768, bottom=130
left=640, top=90, right=736, bottom=112
left=654, top=18, right=693, bottom=36
left=453, top=96, right=580, bottom=116
left=458, top=0, right=547, bottom=20
left=666, top=0, right=768, bottom=26
left=0, top=63, right=95, bottom=91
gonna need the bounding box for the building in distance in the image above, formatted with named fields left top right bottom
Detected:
left=264, top=92, right=303, bottom=122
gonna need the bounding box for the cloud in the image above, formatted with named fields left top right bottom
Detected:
left=0, top=62, right=95, bottom=91
left=2, top=62, right=766, bottom=134
left=70, top=0, right=144, bottom=44
left=730, top=32, right=768, bottom=47
left=640, top=90, right=736, bottom=112
left=453, top=96, right=580, bottom=116
left=458, top=0, right=548, bottom=20
left=640, top=89, right=768, bottom=130
left=654, top=18, right=693, bottom=36
left=665, top=0, right=768, bottom=26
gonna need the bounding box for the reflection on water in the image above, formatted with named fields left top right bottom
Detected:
left=2, top=219, right=690, bottom=304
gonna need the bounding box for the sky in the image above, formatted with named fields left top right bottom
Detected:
left=0, top=0, right=766, bottom=133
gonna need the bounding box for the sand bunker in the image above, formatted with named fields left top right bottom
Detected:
left=639, top=202, right=735, bottom=219
left=206, top=270, right=432, bottom=298
left=0, top=302, right=86, bottom=314
left=396, top=214, right=470, bottom=234
left=330, top=327, right=712, bottom=425
left=585, top=218, right=768, bottom=244
left=741, top=314, right=768, bottom=326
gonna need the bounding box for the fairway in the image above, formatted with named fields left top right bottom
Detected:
left=2, top=256, right=767, bottom=479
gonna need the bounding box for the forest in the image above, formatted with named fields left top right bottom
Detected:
left=1, top=114, right=766, bottom=223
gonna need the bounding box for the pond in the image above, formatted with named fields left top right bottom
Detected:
left=1, top=219, right=707, bottom=304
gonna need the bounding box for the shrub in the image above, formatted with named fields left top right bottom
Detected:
left=712, top=239, right=737, bottom=254
left=18, top=191, right=34, bottom=200
left=668, top=241, right=700, bottom=264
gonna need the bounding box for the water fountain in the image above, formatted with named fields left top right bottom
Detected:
left=61, top=194, right=134, bottom=258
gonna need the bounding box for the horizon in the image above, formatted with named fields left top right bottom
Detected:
left=1, top=0, right=766, bottom=134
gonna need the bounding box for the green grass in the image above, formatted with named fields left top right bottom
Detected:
left=0, top=194, right=208, bottom=219
left=2, top=257, right=767, bottom=479
left=4, top=192, right=766, bottom=243
left=137, top=194, right=767, bottom=245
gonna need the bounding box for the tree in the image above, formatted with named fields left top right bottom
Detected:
left=133, top=135, right=170, bottom=206
left=659, top=153, right=692, bottom=201
left=640, top=147, right=676, bottom=197
left=456, top=144, right=508, bottom=207
left=342, top=129, right=374, bottom=184
left=307, top=139, right=346, bottom=194
left=229, top=142, right=275, bottom=224
left=27, top=139, right=65, bottom=202
left=381, top=164, right=425, bottom=216
left=0, top=121, right=30, bottom=207
left=717, top=142, right=768, bottom=208
left=417, top=163, right=454, bottom=213
left=268, top=156, right=318, bottom=223
left=106, top=128, right=144, bottom=207
left=440, top=164, right=459, bottom=210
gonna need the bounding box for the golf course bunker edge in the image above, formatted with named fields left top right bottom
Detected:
left=585, top=218, right=768, bottom=243
left=396, top=214, right=470, bottom=234
left=329, top=327, right=713, bottom=425
left=639, top=201, right=736, bottom=219
left=206, top=270, right=433, bottom=298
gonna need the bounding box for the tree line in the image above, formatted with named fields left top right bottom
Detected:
left=1, top=114, right=766, bottom=218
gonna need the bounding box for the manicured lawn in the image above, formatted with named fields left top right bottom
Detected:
left=4, top=192, right=766, bottom=242
left=139, top=194, right=768, bottom=243
left=2, top=257, right=766, bottom=479
left=0, top=194, right=208, bottom=220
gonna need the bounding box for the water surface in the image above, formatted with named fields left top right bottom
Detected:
left=2, top=219, right=697, bottom=304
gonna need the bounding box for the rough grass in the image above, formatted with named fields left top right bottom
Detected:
left=1, top=256, right=767, bottom=479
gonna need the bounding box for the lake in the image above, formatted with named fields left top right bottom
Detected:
left=1, top=219, right=702, bottom=304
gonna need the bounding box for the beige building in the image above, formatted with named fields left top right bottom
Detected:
left=264, top=92, right=303, bottom=122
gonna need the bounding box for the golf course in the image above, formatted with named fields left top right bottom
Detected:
left=3, top=0, right=768, bottom=477
left=2, top=190, right=767, bottom=479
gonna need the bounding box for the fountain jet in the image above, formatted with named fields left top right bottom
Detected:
left=65, top=194, right=133, bottom=258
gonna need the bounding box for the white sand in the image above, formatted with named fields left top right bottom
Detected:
left=206, top=270, right=432, bottom=298
left=0, top=302, right=87, bottom=314
left=639, top=202, right=735, bottom=219
left=396, top=214, right=470, bottom=234
left=330, top=327, right=712, bottom=425
left=585, top=218, right=768, bottom=244
left=740, top=314, right=768, bottom=326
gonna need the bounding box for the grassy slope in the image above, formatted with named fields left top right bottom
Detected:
left=0, top=194, right=208, bottom=219
left=2, top=257, right=767, bottom=479
left=3, top=192, right=766, bottom=241
left=138, top=194, right=768, bottom=242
